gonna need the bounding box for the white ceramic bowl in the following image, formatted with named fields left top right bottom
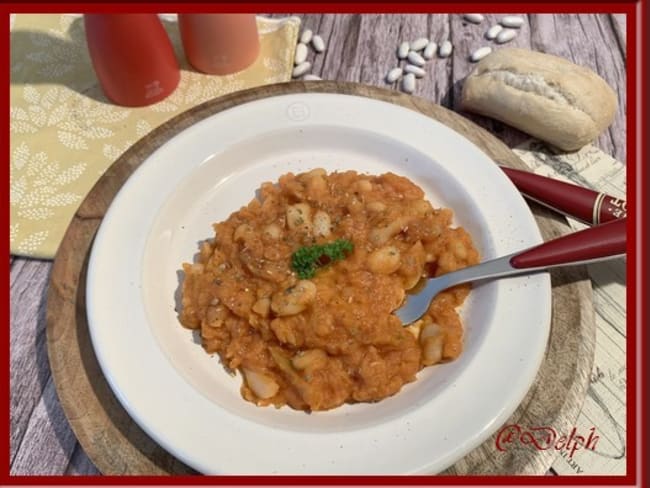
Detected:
left=86, top=93, right=551, bottom=474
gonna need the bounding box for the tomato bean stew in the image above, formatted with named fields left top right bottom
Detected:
left=179, top=170, right=479, bottom=411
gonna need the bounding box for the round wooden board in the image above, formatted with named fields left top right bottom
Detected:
left=46, top=82, right=595, bottom=476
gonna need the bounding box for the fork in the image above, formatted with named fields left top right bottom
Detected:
left=395, top=218, right=626, bottom=325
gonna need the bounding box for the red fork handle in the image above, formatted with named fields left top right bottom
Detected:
left=501, top=167, right=627, bottom=225
left=510, top=218, right=627, bottom=269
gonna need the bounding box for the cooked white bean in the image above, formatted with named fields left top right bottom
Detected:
left=311, top=35, right=325, bottom=53
left=271, top=280, right=317, bottom=316
left=263, top=223, right=282, bottom=240
left=233, top=223, right=254, bottom=242
left=500, top=15, right=525, bottom=28
left=313, top=210, right=332, bottom=237
left=410, top=37, right=429, bottom=51
left=367, top=246, right=401, bottom=274
left=420, top=323, right=445, bottom=366
left=401, top=73, right=416, bottom=93
left=294, top=42, right=308, bottom=65
left=404, top=64, right=426, bottom=78
left=369, top=217, right=409, bottom=245
left=407, top=51, right=426, bottom=66
left=386, top=67, right=403, bottom=83
left=366, top=201, right=386, bottom=213
left=303, top=74, right=322, bottom=81
left=423, top=41, right=437, bottom=59
left=243, top=369, right=279, bottom=399
left=485, top=24, right=503, bottom=39
left=291, top=349, right=327, bottom=370
left=463, top=14, right=484, bottom=24
left=292, top=61, right=311, bottom=78
left=496, top=28, right=518, bottom=44
left=252, top=297, right=271, bottom=317
left=299, top=29, right=313, bottom=44
left=286, top=203, right=312, bottom=232
left=470, top=46, right=492, bottom=62
left=397, top=41, right=410, bottom=59
left=438, top=40, right=453, bottom=58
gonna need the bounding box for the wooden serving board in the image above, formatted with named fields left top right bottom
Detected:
left=46, top=82, right=595, bottom=475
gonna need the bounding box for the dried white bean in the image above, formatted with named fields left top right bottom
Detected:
left=485, top=24, right=503, bottom=39
left=294, top=43, right=308, bottom=65
left=410, top=37, right=429, bottom=51
left=463, top=14, right=484, bottom=24
left=397, top=41, right=410, bottom=59
left=470, top=46, right=492, bottom=62
left=401, top=73, right=416, bottom=94
left=496, top=28, right=518, bottom=44
left=386, top=67, right=403, bottom=83
left=299, top=29, right=313, bottom=44
left=292, top=61, right=311, bottom=78
left=500, top=15, right=525, bottom=28
left=438, top=40, right=453, bottom=58
left=423, top=41, right=437, bottom=59
left=404, top=64, right=426, bottom=78
left=303, top=74, right=322, bottom=81
left=311, top=35, right=325, bottom=53
left=407, top=51, right=426, bottom=66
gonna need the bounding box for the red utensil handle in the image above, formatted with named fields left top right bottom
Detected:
left=510, top=218, right=626, bottom=269
left=501, top=167, right=626, bottom=225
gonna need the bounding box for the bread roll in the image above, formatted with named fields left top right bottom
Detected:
left=461, top=48, right=617, bottom=151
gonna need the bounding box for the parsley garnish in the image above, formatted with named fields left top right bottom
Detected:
left=291, top=239, right=354, bottom=279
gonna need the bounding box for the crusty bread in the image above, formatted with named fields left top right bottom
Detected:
left=461, top=48, right=617, bottom=151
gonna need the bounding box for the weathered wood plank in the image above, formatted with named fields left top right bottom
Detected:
left=9, top=259, right=53, bottom=466
left=610, top=14, right=626, bottom=53
left=10, top=376, right=77, bottom=475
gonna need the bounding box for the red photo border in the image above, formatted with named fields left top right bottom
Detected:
left=2, top=1, right=646, bottom=486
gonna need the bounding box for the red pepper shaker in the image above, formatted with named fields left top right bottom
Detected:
left=84, top=14, right=180, bottom=107
left=178, top=14, right=260, bottom=75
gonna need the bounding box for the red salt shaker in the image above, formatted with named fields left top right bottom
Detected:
left=84, top=14, right=180, bottom=107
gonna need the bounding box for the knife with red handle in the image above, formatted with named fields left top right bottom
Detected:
left=500, top=166, right=627, bottom=226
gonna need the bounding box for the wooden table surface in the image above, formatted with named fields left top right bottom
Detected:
left=9, top=13, right=627, bottom=475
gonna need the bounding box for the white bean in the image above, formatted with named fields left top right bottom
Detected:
left=294, top=43, right=308, bottom=65
left=423, top=41, right=437, bottom=59
left=496, top=28, right=518, bottom=44
left=463, top=13, right=484, bottom=24
left=367, top=246, right=401, bottom=274
left=485, top=24, right=503, bottom=40
left=286, top=203, right=312, bottom=232
left=500, top=15, right=525, bottom=28
left=386, top=67, right=403, bottom=83
left=303, top=74, right=322, bottom=81
left=313, top=210, right=332, bottom=237
left=243, top=369, right=279, bottom=399
left=311, top=35, right=325, bottom=53
left=292, top=61, right=311, bottom=78
left=271, top=280, right=317, bottom=316
left=470, top=46, right=492, bottom=62
left=407, top=51, right=426, bottom=67
left=438, top=40, right=453, bottom=58
left=404, top=64, right=426, bottom=78
left=401, top=73, right=416, bottom=94
left=397, top=41, right=410, bottom=59
left=410, top=37, right=429, bottom=51
left=299, top=29, right=313, bottom=44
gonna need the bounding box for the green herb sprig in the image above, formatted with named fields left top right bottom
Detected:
left=291, top=239, right=354, bottom=279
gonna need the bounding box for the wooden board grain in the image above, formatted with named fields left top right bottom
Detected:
left=45, top=81, right=596, bottom=475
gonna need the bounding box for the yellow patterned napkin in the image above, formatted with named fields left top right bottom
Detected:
left=10, top=14, right=300, bottom=258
